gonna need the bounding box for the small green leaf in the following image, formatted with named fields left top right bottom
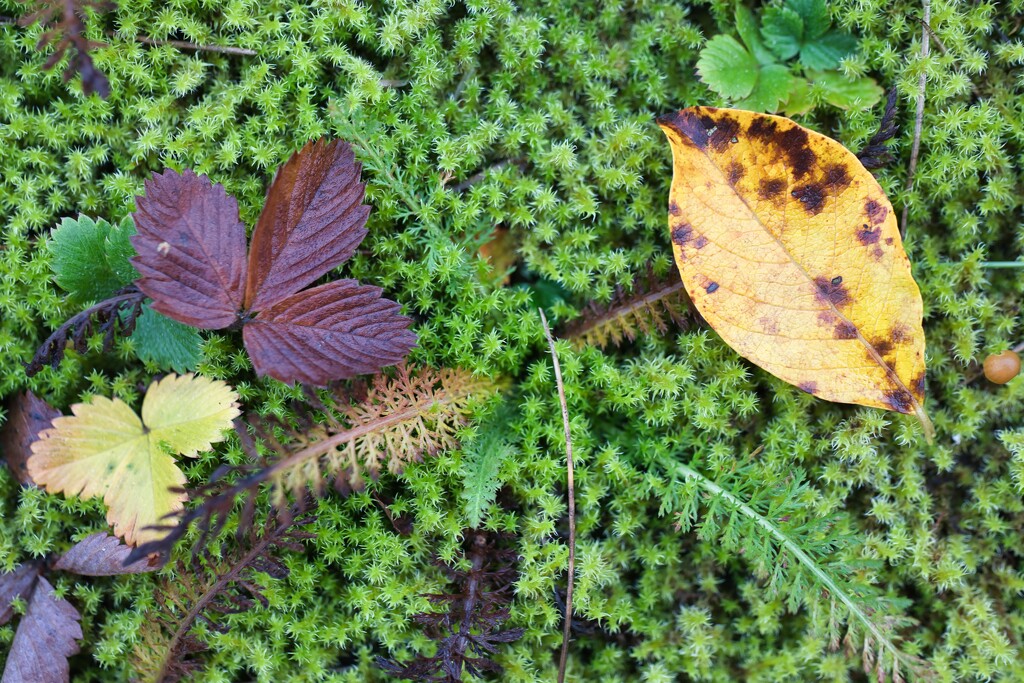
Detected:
left=461, top=403, right=516, bottom=528
left=800, top=31, right=858, bottom=69
left=697, top=35, right=759, bottom=100
left=782, top=78, right=814, bottom=116
left=106, top=215, right=140, bottom=286
left=735, top=4, right=777, bottom=65
left=130, top=305, right=203, bottom=373
left=787, top=0, right=831, bottom=39
left=737, top=64, right=796, bottom=113
left=50, top=215, right=138, bottom=304
left=761, top=7, right=804, bottom=61
left=811, top=70, right=884, bottom=110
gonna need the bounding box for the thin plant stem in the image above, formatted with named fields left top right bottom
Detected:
left=540, top=308, right=576, bottom=683
left=901, top=0, right=930, bottom=236
left=979, top=261, right=1024, bottom=268
left=133, top=35, right=257, bottom=56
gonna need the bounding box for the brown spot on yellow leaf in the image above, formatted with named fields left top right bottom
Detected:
left=833, top=321, right=857, bottom=340
left=858, top=224, right=881, bottom=245
left=671, top=222, right=694, bottom=245
left=658, top=107, right=931, bottom=439
left=758, top=178, right=786, bottom=201
left=814, top=276, right=850, bottom=307
left=797, top=381, right=818, bottom=394
left=727, top=161, right=745, bottom=185
left=865, top=198, right=888, bottom=224
left=792, top=185, right=827, bottom=215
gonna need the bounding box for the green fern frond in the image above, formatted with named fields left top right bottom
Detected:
left=659, top=453, right=932, bottom=682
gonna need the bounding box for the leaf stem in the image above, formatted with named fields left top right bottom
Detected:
left=900, top=0, right=930, bottom=236
left=979, top=261, right=1024, bottom=268
left=541, top=309, right=576, bottom=683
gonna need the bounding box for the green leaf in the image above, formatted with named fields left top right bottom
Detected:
left=130, top=305, right=203, bottom=373
left=761, top=7, right=804, bottom=61
left=787, top=0, right=831, bottom=39
left=735, top=4, right=777, bottom=65
left=800, top=31, right=858, bottom=69
left=50, top=215, right=138, bottom=304
left=461, top=404, right=515, bottom=528
left=782, top=77, right=814, bottom=116
left=106, top=215, right=140, bottom=286
left=736, top=64, right=796, bottom=113
left=812, top=70, right=883, bottom=110
left=696, top=35, right=759, bottom=100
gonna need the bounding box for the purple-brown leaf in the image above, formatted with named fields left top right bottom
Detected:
left=0, top=392, right=60, bottom=486
left=244, top=139, right=370, bottom=311
left=1, top=578, right=81, bottom=683
left=243, top=280, right=416, bottom=386
left=132, top=170, right=248, bottom=329
left=53, top=533, right=160, bottom=576
left=0, top=564, right=43, bottom=626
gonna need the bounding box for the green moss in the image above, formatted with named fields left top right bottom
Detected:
left=2, top=0, right=1024, bottom=680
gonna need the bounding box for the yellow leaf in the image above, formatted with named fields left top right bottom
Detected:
left=657, top=107, right=932, bottom=439
left=29, top=374, right=240, bottom=546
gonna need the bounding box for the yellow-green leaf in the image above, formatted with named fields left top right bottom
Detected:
left=657, top=107, right=932, bottom=439
left=29, top=374, right=240, bottom=546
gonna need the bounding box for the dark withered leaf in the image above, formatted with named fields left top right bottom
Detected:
left=243, top=280, right=417, bottom=386
left=245, top=139, right=370, bottom=311
left=0, top=564, right=43, bottom=625
left=53, top=533, right=160, bottom=576
left=1, top=577, right=81, bottom=683
left=0, top=392, right=60, bottom=486
left=132, top=170, right=248, bottom=329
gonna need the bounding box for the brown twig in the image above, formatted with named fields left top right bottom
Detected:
left=452, top=158, right=527, bottom=192
left=132, top=35, right=256, bottom=56
left=901, top=0, right=930, bottom=236
left=540, top=308, right=576, bottom=683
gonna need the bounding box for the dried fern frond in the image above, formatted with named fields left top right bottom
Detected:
left=378, top=530, right=525, bottom=682
left=18, top=0, right=112, bottom=97
left=130, top=365, right=492, bottom=561
left=131, top=514, right=314, bottom=683
left=563, top=269, right=693, bottom=349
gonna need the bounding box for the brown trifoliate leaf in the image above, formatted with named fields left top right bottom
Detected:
left=130, top=139, right=415, bottom=386
left=658, top=107, right=932, bottom=438
left=132, top=169, right=248, bottom=329
left=28, top=374, right=240, bottom=546
left=0, top=392, right=60, bottom=486
left=245, top=139, right=370, bottom=311
left=243, top=280, right=418, bottom=386
left=1, top=578, right=81, bottom=683
left=53, top=533, right=159, bottom=575
left=0, top=563, right=43, bottom=625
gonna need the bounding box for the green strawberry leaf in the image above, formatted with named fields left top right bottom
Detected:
left=50, top=215, right=138, bottom=304
left=761, top=6, right=804, bottom=61
left=782, top=77, right=814, bottom=116
left=735, top=4, right=777, bottom=65
left=106, top=215, right=140, bottom=286
left=736, top=64, right=796, bottom=113
left=130, top=305, right=203, bottom=373
left=697, top=35, right=759, bottom=100
left=800, top=30, right=859, bottom=70
left=787, top=0, right=831, bottom=39
left=811, top=70, right=883, bottom=110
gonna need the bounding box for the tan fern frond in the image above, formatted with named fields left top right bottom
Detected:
left=563, top=270, right=693, bottom=349
left=272, top=365, right=490, bottom=498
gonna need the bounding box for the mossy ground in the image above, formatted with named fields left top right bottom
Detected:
left=2, top=0, right=1024, bottom=681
